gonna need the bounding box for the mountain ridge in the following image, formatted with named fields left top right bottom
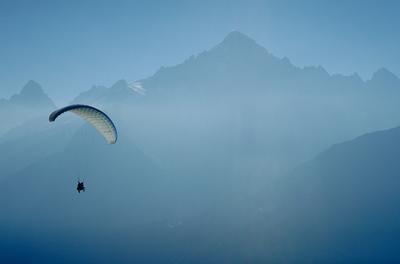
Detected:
left=64, top=31, right=400, bottom=105
left=136, top=31, right=399, bottom=99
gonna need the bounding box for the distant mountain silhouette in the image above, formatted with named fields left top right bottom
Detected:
left=0, top=81, right=56, bottom=135
left=136, top=31, right=398, bottom=98
left=70, top=85, right=108, bottom=105
left=71, top=80, right=142, bottom=106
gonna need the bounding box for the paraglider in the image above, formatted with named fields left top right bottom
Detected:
left=49, top=104, right=117, bottom=144
left=77, top=181, right=85, bottom=193
left=49, top=104, right=117, bottom=193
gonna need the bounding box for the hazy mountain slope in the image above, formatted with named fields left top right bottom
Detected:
left=0, top=122, right=186, bottom=263
left=0, top=118, right=80, bottom=178
left=0, top=123, right=170, bottom=228
left=271, top=126, right=400, bottom=262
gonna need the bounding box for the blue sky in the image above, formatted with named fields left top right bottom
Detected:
left=1, top=0, right=400, bottom=103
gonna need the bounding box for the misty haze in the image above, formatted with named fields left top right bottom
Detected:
left=2, top=1, right=400, bottom=263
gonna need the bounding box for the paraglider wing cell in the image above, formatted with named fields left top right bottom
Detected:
left=49, top=104, right=117, bottom=144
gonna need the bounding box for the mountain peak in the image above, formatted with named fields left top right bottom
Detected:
left=222, top=31, right=255, bottom=44
left=372, top=68, right=399, bottom=80
left=20, top=80, right=44, bottom=95
left=10, top=80, right=55, bottom=108
left=218, top=31, right=263, bottom=52
left=372, top=67, right=398, bottom=78
left=110, top=79, right=129, bottom=90
left=369, top=68, right=400, bottom=88
left=108, top=79, right=139, bottom=100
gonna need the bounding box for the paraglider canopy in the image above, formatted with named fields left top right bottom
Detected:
left=49, top=104, right=118, bottom=144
